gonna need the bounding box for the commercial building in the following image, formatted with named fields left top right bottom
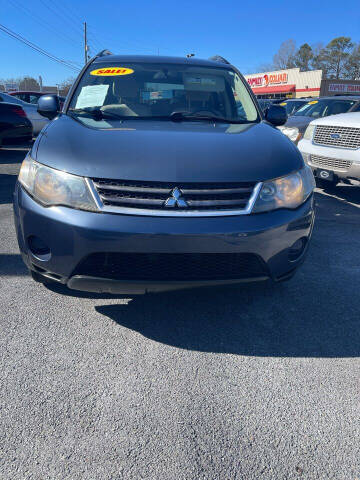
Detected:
left=320, top=78, right=360, bottom=96
left=245, top=68, right=322, bottom=99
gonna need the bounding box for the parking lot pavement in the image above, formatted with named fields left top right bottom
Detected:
left=0, top=147, right=359, bottom=480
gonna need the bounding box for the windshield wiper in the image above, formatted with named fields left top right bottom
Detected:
left=169, top=111, right=249, bottom=124
left=67, top=108, right=251, bottom=124
left=67, top=107, right=125, bottom=120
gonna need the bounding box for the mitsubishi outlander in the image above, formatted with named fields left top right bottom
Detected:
left=13, top=52, right=315, bottom=294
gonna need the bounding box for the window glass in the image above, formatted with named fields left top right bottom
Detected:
left=352, top=102, right=360, bottom=112
left=68, top=62, right=259, bottom=123
left=29, top=95, right=40, bottom=104
left=281, top=101, right=306, bottom=116
left=0, top=93, right=23, bottom=105
left=294, top=99, right=355, bottom=118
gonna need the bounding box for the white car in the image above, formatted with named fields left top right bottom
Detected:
left=298, top=112, right=360, bottom=186
left=0, top=91, right=48, bottom=136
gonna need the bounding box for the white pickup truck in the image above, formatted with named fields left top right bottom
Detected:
left=298, top=112, right=360, bottom=187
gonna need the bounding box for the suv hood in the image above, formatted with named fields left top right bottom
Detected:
left=309, top=112, right=360, bottom=128
left=33, top=114, right=302, bottom=183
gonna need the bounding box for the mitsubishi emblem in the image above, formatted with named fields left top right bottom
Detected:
left=165, top=187, right=188, bottom=207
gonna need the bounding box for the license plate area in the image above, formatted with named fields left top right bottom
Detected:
left=315, top=169, right=334, bottom=182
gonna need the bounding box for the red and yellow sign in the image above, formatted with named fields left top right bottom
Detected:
left=247, top=72, right=288, bottom=88
left=90, top=67, right=134, bottom=76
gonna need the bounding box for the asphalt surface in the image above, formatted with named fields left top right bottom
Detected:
left=0, top=146, right=359, bottom=480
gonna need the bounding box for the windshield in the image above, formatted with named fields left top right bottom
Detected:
left=279, top=100, right=306, bottom=116
left=294, top=99, right=356, bottom=118
left=68, top=62, right=259, bottom=123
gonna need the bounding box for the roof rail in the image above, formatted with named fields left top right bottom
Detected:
left=208, top=55, right=231, bottom=65
left=96, top=49, right=113, bottom=57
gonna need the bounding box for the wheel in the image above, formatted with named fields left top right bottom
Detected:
left=30, top=269, right=54, bottom=284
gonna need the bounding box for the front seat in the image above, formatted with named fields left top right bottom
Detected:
left=102, top=79, right=150, bottom=117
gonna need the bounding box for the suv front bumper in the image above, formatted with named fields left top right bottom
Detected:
left=14, top=183, right=315, bottom=294
left=299, top=139, right=360, bottom=181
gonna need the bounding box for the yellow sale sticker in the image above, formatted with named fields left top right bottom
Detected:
left=308, top=100, right=318, bottom=105
left=279, top=102, right=287, bottom=106
left=90, top=67, right=134, bottom=76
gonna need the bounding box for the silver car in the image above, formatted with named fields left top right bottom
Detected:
left=0, top=92, right=48, bottom=135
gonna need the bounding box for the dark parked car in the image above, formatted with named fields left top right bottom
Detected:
left=257, top=98, right=294, bottom=114
left=0, top=102, right=32, bottom=147
left=14, top=52, right=315, bottom=294
left=278, top=98, right=313, bottom=116
left=0, top=92, right=48, bottom=136
left=256, top=98, right=273, bottom=113
left=271, top=98, right=287, bottom=104
left=8, top=91, right=66, bottom=109
left=279, top=96, right=360, bottom=143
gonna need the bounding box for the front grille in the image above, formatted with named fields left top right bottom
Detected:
left=314, top=125, right=360, bottom=149
left=309, top=154, right=352, bottom=172
left=73, top=252, right=268, bottom=281
left=91, top=178, right=257, bottom=213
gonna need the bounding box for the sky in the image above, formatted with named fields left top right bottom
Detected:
left=0, top=0, right=359, bottom=86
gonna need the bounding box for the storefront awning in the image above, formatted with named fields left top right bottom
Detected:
left=251, top=84, right=296, bottom=94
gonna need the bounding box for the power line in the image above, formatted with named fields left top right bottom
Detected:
left=39, top=0, right=84, bottom=35
left=0, top=23, right=80, bottom=72
left=87, top=29, right=106, bottom=51
left=6, top=0, right=81, bottom=48
left=56, top=0, right=87, bottom=27
left=48, top=0, right=85, bottom=32
left=89, top=24, right=167, bottom=54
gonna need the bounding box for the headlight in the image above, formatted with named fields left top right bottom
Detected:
left=18, top=156, right=98, bottom=211
left=304, top=124, right=315, bottom=140
left=253, top=166, right=315, bottom=213
left=278, top=126, right=301, bottom=142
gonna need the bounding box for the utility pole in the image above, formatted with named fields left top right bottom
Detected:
left=84, top=22, right=88, bottom=64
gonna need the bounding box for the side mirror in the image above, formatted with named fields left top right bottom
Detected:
left=265, top=104, right=287, bottom=126
left=37, top=95, right=60, bottom=120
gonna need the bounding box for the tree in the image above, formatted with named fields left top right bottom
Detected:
left=321, top=37, right=354, bottom=79
left=293, top=43, right=313, bottom=71
left=256, top=63, right=275, bottom=73
left=343, top=44, right=360, bottom=79
left=310, top=43, right=328, bottom=76
left=59, top=77, right=75, bottom=95
left=273, top=39, right=297, bottom=70
left=18, top=76, right=40, bottom=91
left=0, top=77, right=20, bottom=91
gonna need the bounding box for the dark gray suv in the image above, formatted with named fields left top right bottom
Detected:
left=14, top=52, right=315, bottom=294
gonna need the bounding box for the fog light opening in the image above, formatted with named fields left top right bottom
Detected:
left=28, top=235, right=51, bottom=261
left=288, top=237, right=307, bottom=262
